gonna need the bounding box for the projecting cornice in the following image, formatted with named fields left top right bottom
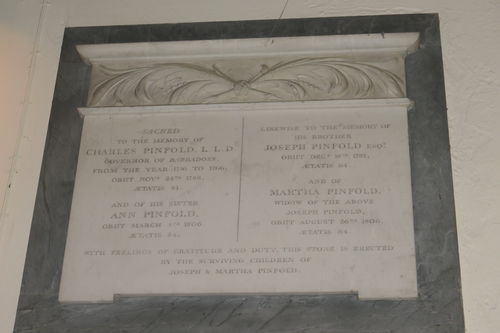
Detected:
left=77, top=33, right=419, bottom=107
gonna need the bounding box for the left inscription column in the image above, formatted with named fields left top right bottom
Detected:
left=59, top=110, right=242, bottom=302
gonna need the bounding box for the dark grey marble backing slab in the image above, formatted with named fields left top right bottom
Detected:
left=15, top=14, right=464, bottom=332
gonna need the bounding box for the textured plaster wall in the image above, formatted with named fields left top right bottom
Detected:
left=0, top=0, right=498, bottom=332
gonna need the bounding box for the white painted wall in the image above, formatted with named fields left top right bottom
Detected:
left=0, top=0, right=498, bottom=332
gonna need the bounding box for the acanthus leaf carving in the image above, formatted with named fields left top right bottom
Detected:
left=88, top=57, right=406, bottom=106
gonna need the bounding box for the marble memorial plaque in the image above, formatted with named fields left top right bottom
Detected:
left=59, top=99, right=417, bottom=303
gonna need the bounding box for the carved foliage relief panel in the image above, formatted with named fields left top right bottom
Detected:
left=80, top=34, right=419, bottom=106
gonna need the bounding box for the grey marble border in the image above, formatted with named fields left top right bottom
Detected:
left=15, top=14, right=464, bottom=332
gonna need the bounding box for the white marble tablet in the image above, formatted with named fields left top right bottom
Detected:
left=59, top=99, right=417, bottom=302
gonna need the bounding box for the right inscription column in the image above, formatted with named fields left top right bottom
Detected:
left=239, top=102, right=416, bottom=299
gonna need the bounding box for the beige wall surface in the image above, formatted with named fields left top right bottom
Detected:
left=0, top=0, right=499, bottom=332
